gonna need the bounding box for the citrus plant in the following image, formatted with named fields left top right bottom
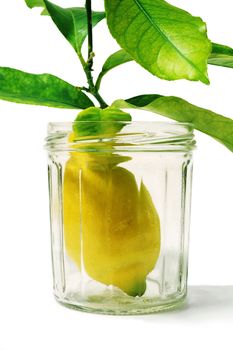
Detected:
left=1, top=0, right=232, bottom=297
left=0, top=0, right=232, bottom=150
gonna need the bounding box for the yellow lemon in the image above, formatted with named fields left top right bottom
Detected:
left=63, top=147, right=160, bottom=297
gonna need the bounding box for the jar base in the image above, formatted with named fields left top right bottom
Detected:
left=54, top=293, right=186, bottom=315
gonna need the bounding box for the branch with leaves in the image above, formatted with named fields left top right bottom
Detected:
left=0, top=0, right=233, bottom=151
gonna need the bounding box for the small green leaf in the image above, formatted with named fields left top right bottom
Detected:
left=102, top=50, right=133, bottom=72
left=112, top=95, right=233, bottom=152
left=25, top=0, right=44, bottom=8
left=25, top=0, right=48, bottom=15
left=208, top=43, right=233, bottom=69
left=43, top=0, right=105, bottom=55
left=96, top=50, right=133, bottom=90
left=0, top=67, right=94, bottom=109
left=73, top=107, right=132, bottom=137
left=105, top=0, right=211, bottom=84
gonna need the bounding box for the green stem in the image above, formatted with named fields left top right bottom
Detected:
left=86, top=0, right=94, bottom=72
left=84, top=0, right=108, bottom=109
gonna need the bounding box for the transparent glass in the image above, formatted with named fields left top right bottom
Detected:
left=45, top=121, right=195, bottom=315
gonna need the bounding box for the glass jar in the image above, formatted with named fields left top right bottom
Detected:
left=45, top=120, right=195, bottom=315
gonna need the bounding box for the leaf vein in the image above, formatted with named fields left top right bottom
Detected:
left=132, top=0, right=208, bottom=81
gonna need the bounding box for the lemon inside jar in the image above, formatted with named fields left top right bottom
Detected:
left=63, top=108, right=161, bottom=297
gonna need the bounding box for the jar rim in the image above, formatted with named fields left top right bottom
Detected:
left=47, top=120, right=193, bottom=128
left=45, top=121, right=196, bottom=152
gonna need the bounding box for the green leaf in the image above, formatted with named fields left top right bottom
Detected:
left=73, top=107, right=132, bottom=137
left=208, top=43, right=233, bottom=69
left=43, top=0, right=105, bottom=55
left=0, top=67, right=94, bottom=109
left=96, top=50, right=133, bottom=90
left=112, top=95, right=233, bottom=152
left=100, top=50, right=133, bottom=76
left=25, top=0, right=44, bottom=8
left=105, top=0, right=211, bottom=84
left=25, top=0, right=48, bottom=15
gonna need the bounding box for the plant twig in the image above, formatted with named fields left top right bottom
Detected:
left=77, top=86, right=90, bottom=92
left=86, top=0, right=94, bottom=72
left=84, top=0, right=108, bottom=108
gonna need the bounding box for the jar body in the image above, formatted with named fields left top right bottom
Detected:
left=46, top=122, right=194, bottom=314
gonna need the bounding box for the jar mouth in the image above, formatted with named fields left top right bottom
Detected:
left=45, top=121, right=196, bottom=152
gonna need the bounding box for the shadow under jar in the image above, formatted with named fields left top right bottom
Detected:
left=45, top=120, right=196, bottom=315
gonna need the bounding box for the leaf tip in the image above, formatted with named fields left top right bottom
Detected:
left=200, top=70, right=210, bottom=85
left=203, top=77, right=210, bottom=85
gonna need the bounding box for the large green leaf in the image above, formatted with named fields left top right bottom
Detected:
left=112, top=95, right=233, bottom=152
left=208, top=43, right=233, bottom=69
left=105, top=0, right=211, bottom=84
left=0, top=67, right=94, bottom=109
left=96, top=50, right=132, bottom=90
left=43, top=0, right=105, bottom=55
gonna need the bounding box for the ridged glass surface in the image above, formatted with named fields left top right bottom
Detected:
left=46, top=121, right=194, bottom=315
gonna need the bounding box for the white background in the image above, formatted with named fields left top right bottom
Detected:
left=0, top=0, right=232, bottom=349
